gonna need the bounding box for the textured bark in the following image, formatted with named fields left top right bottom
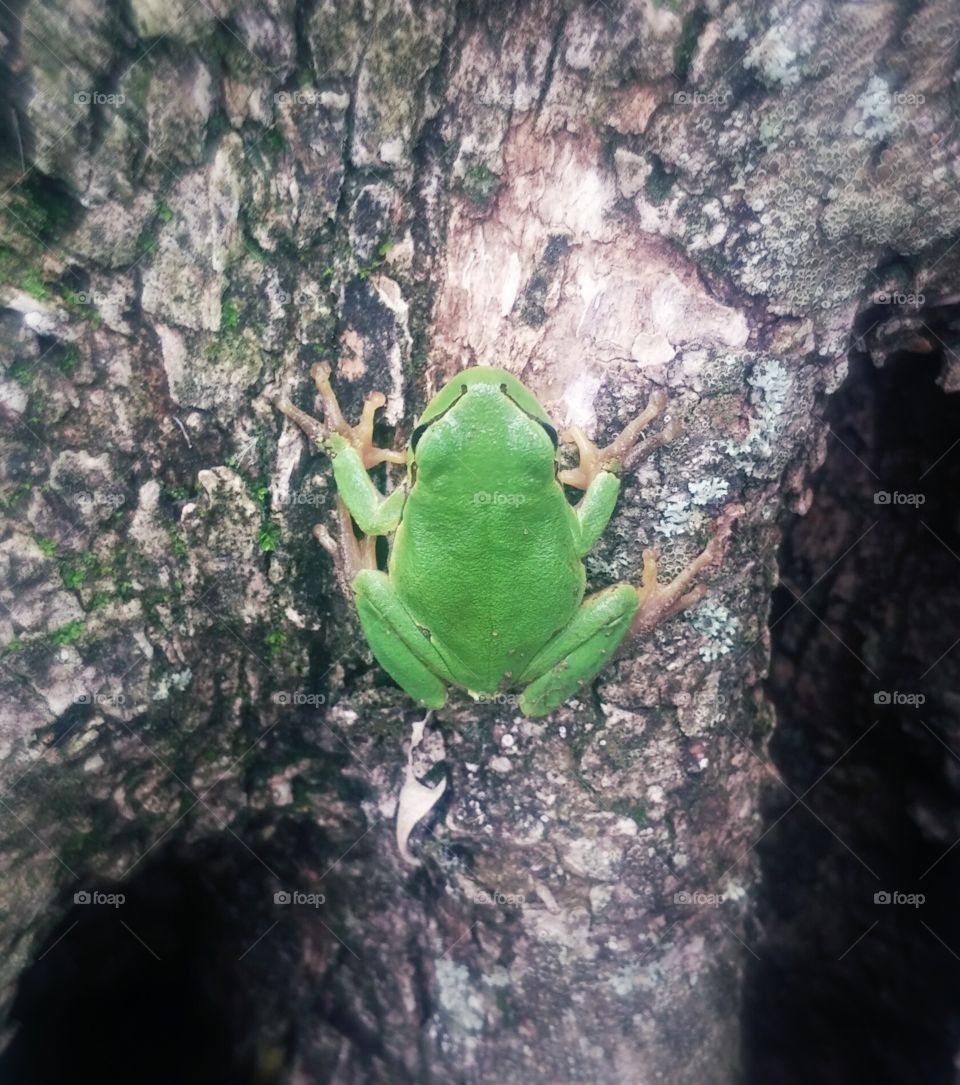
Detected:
left=0, top=1, right=959, bottom=1082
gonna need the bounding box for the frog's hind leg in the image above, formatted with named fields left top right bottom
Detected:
left=276, top=363, right=405, bottom=594
left=353, top=570, right=460, bottom=711
left=629, top=545, right=710, bottom=635
left=516, top=585, right=639, bottom=718
left=312, top=498, right=377, bottom=599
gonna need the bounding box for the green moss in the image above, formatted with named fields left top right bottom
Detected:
left=35, top=535, right=57, bottom=557
left=357, top=237, right=395, bottom=281
left=168, top=527, right=188, bottom=559
left=27, top=390, right=46, bottom=425
left=48, top=620, right=86, bottom=646
left=462, top=163, right=501, bottom=206
left=1, top=173, right=78, bottom=242
left=257, top=521, right=279, bottom=553
left=259, top=126, right=285, bottom=164
left=241, top=227, right=269, bottom=264
left=0, top=244, right=16, bottom=285
left=674, top=9, right=708, bottom=80
left=115, top=578, right=137, bottom=600
left=611, top=800, right=647, bottom=826
left=60, top=553, right=101, bottom=590
left=56, top=345, right=80, bottom=376
left=135, top=198, right=176, bottom=259
left=61, top=289, right=103, bottom=328
left=265, top=628, right=286, bottom=652
left=0, top=481, right=32, bottom=510
left=221, top=297, right=241, bottom=332
left=8, top=358, right=32, bottom=386
left=20, top=268, right=49, bottom=300
left=163, top=482, right=196, bottom=501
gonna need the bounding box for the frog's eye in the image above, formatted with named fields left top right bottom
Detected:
left=540, top=422, right=559, bottom=448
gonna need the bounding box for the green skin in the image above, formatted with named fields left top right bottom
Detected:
left=283, top=366, right=718, bottom=718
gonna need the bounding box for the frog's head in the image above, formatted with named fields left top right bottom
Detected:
left=414, top=366, right=554, bottom=438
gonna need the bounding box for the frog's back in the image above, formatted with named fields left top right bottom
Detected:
left=390, top=381, right=584, bottom=693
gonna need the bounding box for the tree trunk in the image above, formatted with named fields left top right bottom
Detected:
left=1, top=1, right=958, bottom=1082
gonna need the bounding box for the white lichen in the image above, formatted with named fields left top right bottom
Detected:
left=657, top=492, right=698, bottom=538
left=690, top=600, right=738, bottom=661
left=725, top=14, right=749, bottom=42
left=151, top=667, right=193, bottom=702
left=435, top=959, right=485, bottom=1034
left=724, top=356, right=794, bottom=471
left=687, top=476, right=729, bottom=506
left=743, top=25, right=801, bottom=86
left=854, top=76, right=900, bottom=141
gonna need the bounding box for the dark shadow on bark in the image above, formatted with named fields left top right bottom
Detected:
left=744, top=319, right=960, bottom=1082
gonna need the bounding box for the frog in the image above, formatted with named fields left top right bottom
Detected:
left=277, top=364, right=730, bottom=718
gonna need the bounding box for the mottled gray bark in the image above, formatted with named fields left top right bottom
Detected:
left=0, top=1, right=959, bottom=1082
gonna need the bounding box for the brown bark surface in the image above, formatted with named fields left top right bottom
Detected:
left=1, top=1, right=959, bottom=1081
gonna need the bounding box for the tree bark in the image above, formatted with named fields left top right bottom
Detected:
left=1, top=1, right=959, bottom=1082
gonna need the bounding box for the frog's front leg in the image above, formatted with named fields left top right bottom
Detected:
left=277, top=363, right=405, bottom=589
left=559, top=391, right=681, bottom=490
left=516, top=585, right=640, bottom=718
left=352, top=570, right=460, bottom=710
left=279, top=362, right=406, bottom=469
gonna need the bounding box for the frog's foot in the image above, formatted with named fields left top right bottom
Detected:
left=629, top=506, right=741, bottom=637
left=559, top=391, right=681, bottom=490
left=629, top=544, right=715, bottom=637
left=517, top=584, right=639, bottom=718
left=277, top=362, right=405, bottom=469
left=311, top=362, right=406, bottom=469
